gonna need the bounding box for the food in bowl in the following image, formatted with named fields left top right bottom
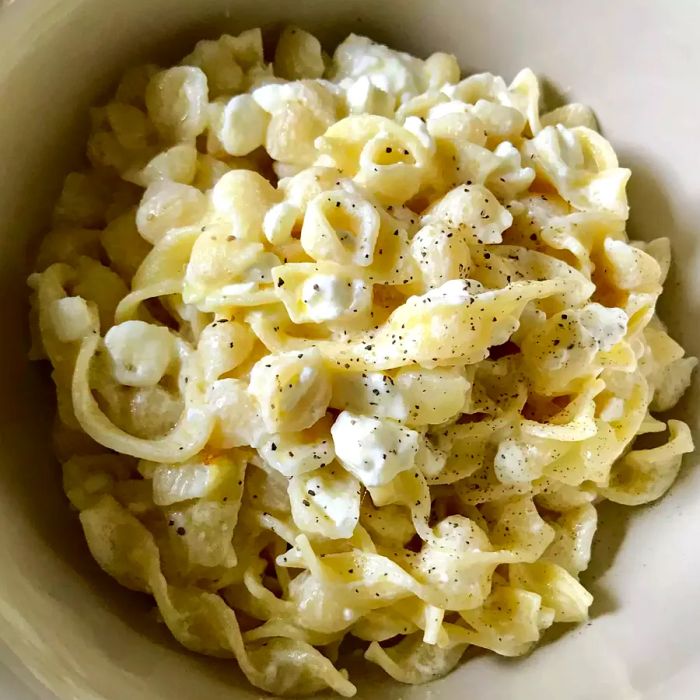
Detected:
left=27, top=26, right=695, bottom=696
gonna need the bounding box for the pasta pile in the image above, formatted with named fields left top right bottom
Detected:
left=28, top=28, right=695, bottom=696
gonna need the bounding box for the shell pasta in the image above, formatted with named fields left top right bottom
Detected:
left=29, top=27, right=695, bottom=697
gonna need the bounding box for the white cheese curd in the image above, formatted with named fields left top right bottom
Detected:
left=412, top=278, right=484, bottom=306
left=598, top=396, right=625, bottom=422
left=300, top=273, right=369, bottom=322
left=578, top=303, right=628, bottom=351
left=345, top=76, right=394, bottom=116
left=332, top=34, right=427, bottom=100
left=331, top=411, right=420, bottom=487
left=403, top=115, right=435, bottom=153
left=428, top=99, right=470, bottom=120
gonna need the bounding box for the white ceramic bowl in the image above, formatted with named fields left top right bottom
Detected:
left=1, top=1, right=699, bottom=698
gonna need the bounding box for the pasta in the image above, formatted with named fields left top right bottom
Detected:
left=28, top=27, right=695, bottom=697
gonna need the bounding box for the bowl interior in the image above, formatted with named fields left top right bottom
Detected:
left=1, top=1, right=699, bottom=698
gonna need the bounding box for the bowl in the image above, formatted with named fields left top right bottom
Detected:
left=1, top=1, right=699, bottom=698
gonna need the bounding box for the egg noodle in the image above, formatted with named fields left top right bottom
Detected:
left=28, top=28, right=695, bottom=696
